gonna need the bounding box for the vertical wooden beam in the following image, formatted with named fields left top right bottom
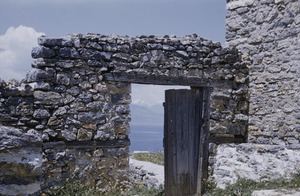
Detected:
left=196, top=87, right=211, bottom=195
left=164, top=90, right=178, bottom=196
left=164, top=88, right=211, bottom=196
left=202, top=87, right=211, bottom=181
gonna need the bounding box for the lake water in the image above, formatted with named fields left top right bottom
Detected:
left=129, top=124, right=164, bottom=152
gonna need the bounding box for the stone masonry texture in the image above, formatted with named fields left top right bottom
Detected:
left=207, top=0, right=300, bottom=188
left=226, top=0, right=300, bottom=146
left=0, top=33, right=247, bottom=194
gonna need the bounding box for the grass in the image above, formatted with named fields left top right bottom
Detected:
left=50, top=173, right=300, bottom=196
left=204, top=171, right=300, bottom=196
left=131, top=151, right=164, bottom=166
left=49, top=181, right=164, bottom=196
left=49, top=182, right=97, bottom=196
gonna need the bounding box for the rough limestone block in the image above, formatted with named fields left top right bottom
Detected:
left=212, top=143, right=300, bottom=189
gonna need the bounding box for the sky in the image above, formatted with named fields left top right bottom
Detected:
left=0, top=0, right=227, bottom=107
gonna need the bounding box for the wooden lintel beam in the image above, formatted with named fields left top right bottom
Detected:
left=104, top=73, right=233, bottom=88
left=208, top=137, right=245, bottom=144
left=43, top=138, right=130, bottom=149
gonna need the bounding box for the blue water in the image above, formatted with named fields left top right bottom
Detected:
left=129, top=124, right=164, bottom=152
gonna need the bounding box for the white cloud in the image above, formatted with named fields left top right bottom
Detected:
left=131, top=84, right=189, bottom=107
left=0, top=25, right=44, bottom=81
left=0, top=25, right=187, bottom=109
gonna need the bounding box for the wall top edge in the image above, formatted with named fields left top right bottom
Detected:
left=226, top=0, right=255, bottom=10
left=37, top=33, right=223, bottom=48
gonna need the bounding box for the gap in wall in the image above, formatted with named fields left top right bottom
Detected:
left=129, top=84, right=189, bottom=153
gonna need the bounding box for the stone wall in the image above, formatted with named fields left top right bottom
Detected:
left=207, top=0, right=300, bottom=189
left=0, top=126, right=42, bottom=195
left=0, top=33, right=246, bottom=193
left=226, top=0, right=300, bottom=146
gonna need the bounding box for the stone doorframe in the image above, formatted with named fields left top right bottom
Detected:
left=0, top=33, right=248, bottom=193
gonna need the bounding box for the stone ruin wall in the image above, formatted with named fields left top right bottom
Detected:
left=0, top=0, right=300, bottom=193
left=1, top=0, right=299, bottom=193
left=0, top=33, right=247, bottom=194
left=227, top=0, right=300, bottom=146
left=210, top=0, right=300, bottom=188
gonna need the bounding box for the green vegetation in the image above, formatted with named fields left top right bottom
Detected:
left=50, top=182, right=97, bottom=196
left=204, top=171, right=300, bottom=196
left=106, top=184, right=164, bottom=196
left=49, top=171, right=300, bottom=196
left=50, top=181, right=164, bottom=196
left=50, top=151, right=300, bottom=196
left=131, top=151, right=164, bottom=166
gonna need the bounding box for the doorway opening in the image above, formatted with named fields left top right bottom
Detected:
left=128, top=84, right=211, bottom=195
left=129, top=84, right=189, bottom=153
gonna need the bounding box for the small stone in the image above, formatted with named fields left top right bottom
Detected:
left=61, top=129, right=76, bottom=141
left=82, top=124, right=97, bottom=131
left=58, top=47, right=80, bottom=58
left=78, top=112, right=105, bottom=124
left=42, top=133, right=49, bottom=141
left=33, top=109, right=50, bottom=119
left=31, top=46, right=55, bottom=58
left=47, top=116, right=61, bottom=126
left=94, top=130, right=110, bottom=141
left=77, top=128, right=93, bottom=141
left=26, top=69, right=47, bottom=83
left=56, top=73, right=70, bottom=85
left=38, top=36, right=72, bottom=46
left=53, top=107, right=67, bottom=116
left=34, top=91, right=62, bottom=105
left=175, top=50, right=189, bottom=58
left=93, top=149, right=104, bottom=157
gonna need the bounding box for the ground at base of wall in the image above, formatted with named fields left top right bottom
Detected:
left=252, top=189, right=300, bottom=196
left=129, top=158, right=164, bottom=189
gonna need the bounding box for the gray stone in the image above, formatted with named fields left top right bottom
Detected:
left=38, top=36, right=72, bottom=46
left=77, top=128, right=93, bottom=141
left=56, top=73, right=70, bottom=85
left=67, top=86, right=81, bottom=96
left=81, top=48, right=111, bottom=60
left=213, top=144, right=300, bottom=188
left=61, top=129, right=76, bottom=141
left=116, top=105, right=130, bottom=114
left=30, top=82, right=51, bottom=90
left=31, top=46, right=55, bottom=58
left=44, top=128, right=57, bottom=138
left=78, top=112, right=105, bottom=124
left=58, top=47, right=80, bottom=58
left=175, top=50, right=189, bottom=58
left=78, top=91, right=92, bottom=103
left=26, top=69, right=48, bottom=82
left=94, top=130, right=111, bottom=141
left=53, top=107, right=67, bottom=116
left=34, top=91, right=62, bottom=105
left=33, top=109, right=50, bottom=119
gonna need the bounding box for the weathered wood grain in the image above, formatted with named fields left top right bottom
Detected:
left=105, top=73, right=233, bottom=88
left=164, top=88, right=210, bottom=196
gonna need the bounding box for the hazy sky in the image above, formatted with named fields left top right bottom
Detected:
left=0, top=0, right=226, bottom=38
left=0, top=0, right=227, bottom=106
